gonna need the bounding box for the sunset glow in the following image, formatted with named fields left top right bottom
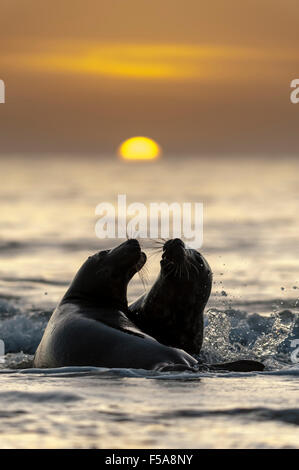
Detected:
left=3, top=43, right=289, bottom=81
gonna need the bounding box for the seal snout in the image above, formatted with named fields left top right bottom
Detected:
left=126, top=238, right=141, bottom=249
left=163, top=238, right=185, bottom=251
left=110, top=238, right=141, bottom=256
left=124, top=238, right=143, bottom=257
left=123, top=239, right=147, bottom=271
left=162, top=238, right=186, bottom=264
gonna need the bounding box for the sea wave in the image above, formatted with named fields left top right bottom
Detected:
left=0, top=390, right=82, bottom=403
left=1, top=363, right=299, bottom=380
left=0, top=308, right=49, bottom=354
left=156, top=406, right=299, bottom=426
left=0, top=238, right=123, bottom=255
left=0, top=296, right=299, bottom=369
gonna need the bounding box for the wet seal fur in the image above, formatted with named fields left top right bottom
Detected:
left=33, top=239, right=198, bottom=371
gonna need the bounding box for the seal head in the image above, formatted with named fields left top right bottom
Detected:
left=62, top=238, right=146, bottom=312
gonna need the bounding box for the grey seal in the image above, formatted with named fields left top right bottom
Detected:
left=129, top=238, right=212, bottom=355
left=34, top=239, right=198, bottom=371
left=129, top=238, right=264, bottom=372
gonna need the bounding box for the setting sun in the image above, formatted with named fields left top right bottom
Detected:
left=118, top=136, right=161, bottom=161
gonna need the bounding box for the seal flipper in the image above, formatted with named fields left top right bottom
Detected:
left=206, top=360, right=265, bottom=372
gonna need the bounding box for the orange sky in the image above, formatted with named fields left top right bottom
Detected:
left=0, top=0, right=298, bottom=155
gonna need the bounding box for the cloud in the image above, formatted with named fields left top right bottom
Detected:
left=2, top=42, right=296, bottom=81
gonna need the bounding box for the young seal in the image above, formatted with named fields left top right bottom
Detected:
left=33, top=239, right=198, bottom=371
left=129, top=238, right=212, bottom=355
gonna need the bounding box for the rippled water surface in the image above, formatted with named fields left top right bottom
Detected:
left=0, top=155, right=298, bottom=448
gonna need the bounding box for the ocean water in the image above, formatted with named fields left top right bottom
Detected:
left=0, top=155, right=299, bottom=449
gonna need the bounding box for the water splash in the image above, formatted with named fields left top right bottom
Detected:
left=201, top=308, right=298, bottom=368
left=0, top=352, right=34, bottom=369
